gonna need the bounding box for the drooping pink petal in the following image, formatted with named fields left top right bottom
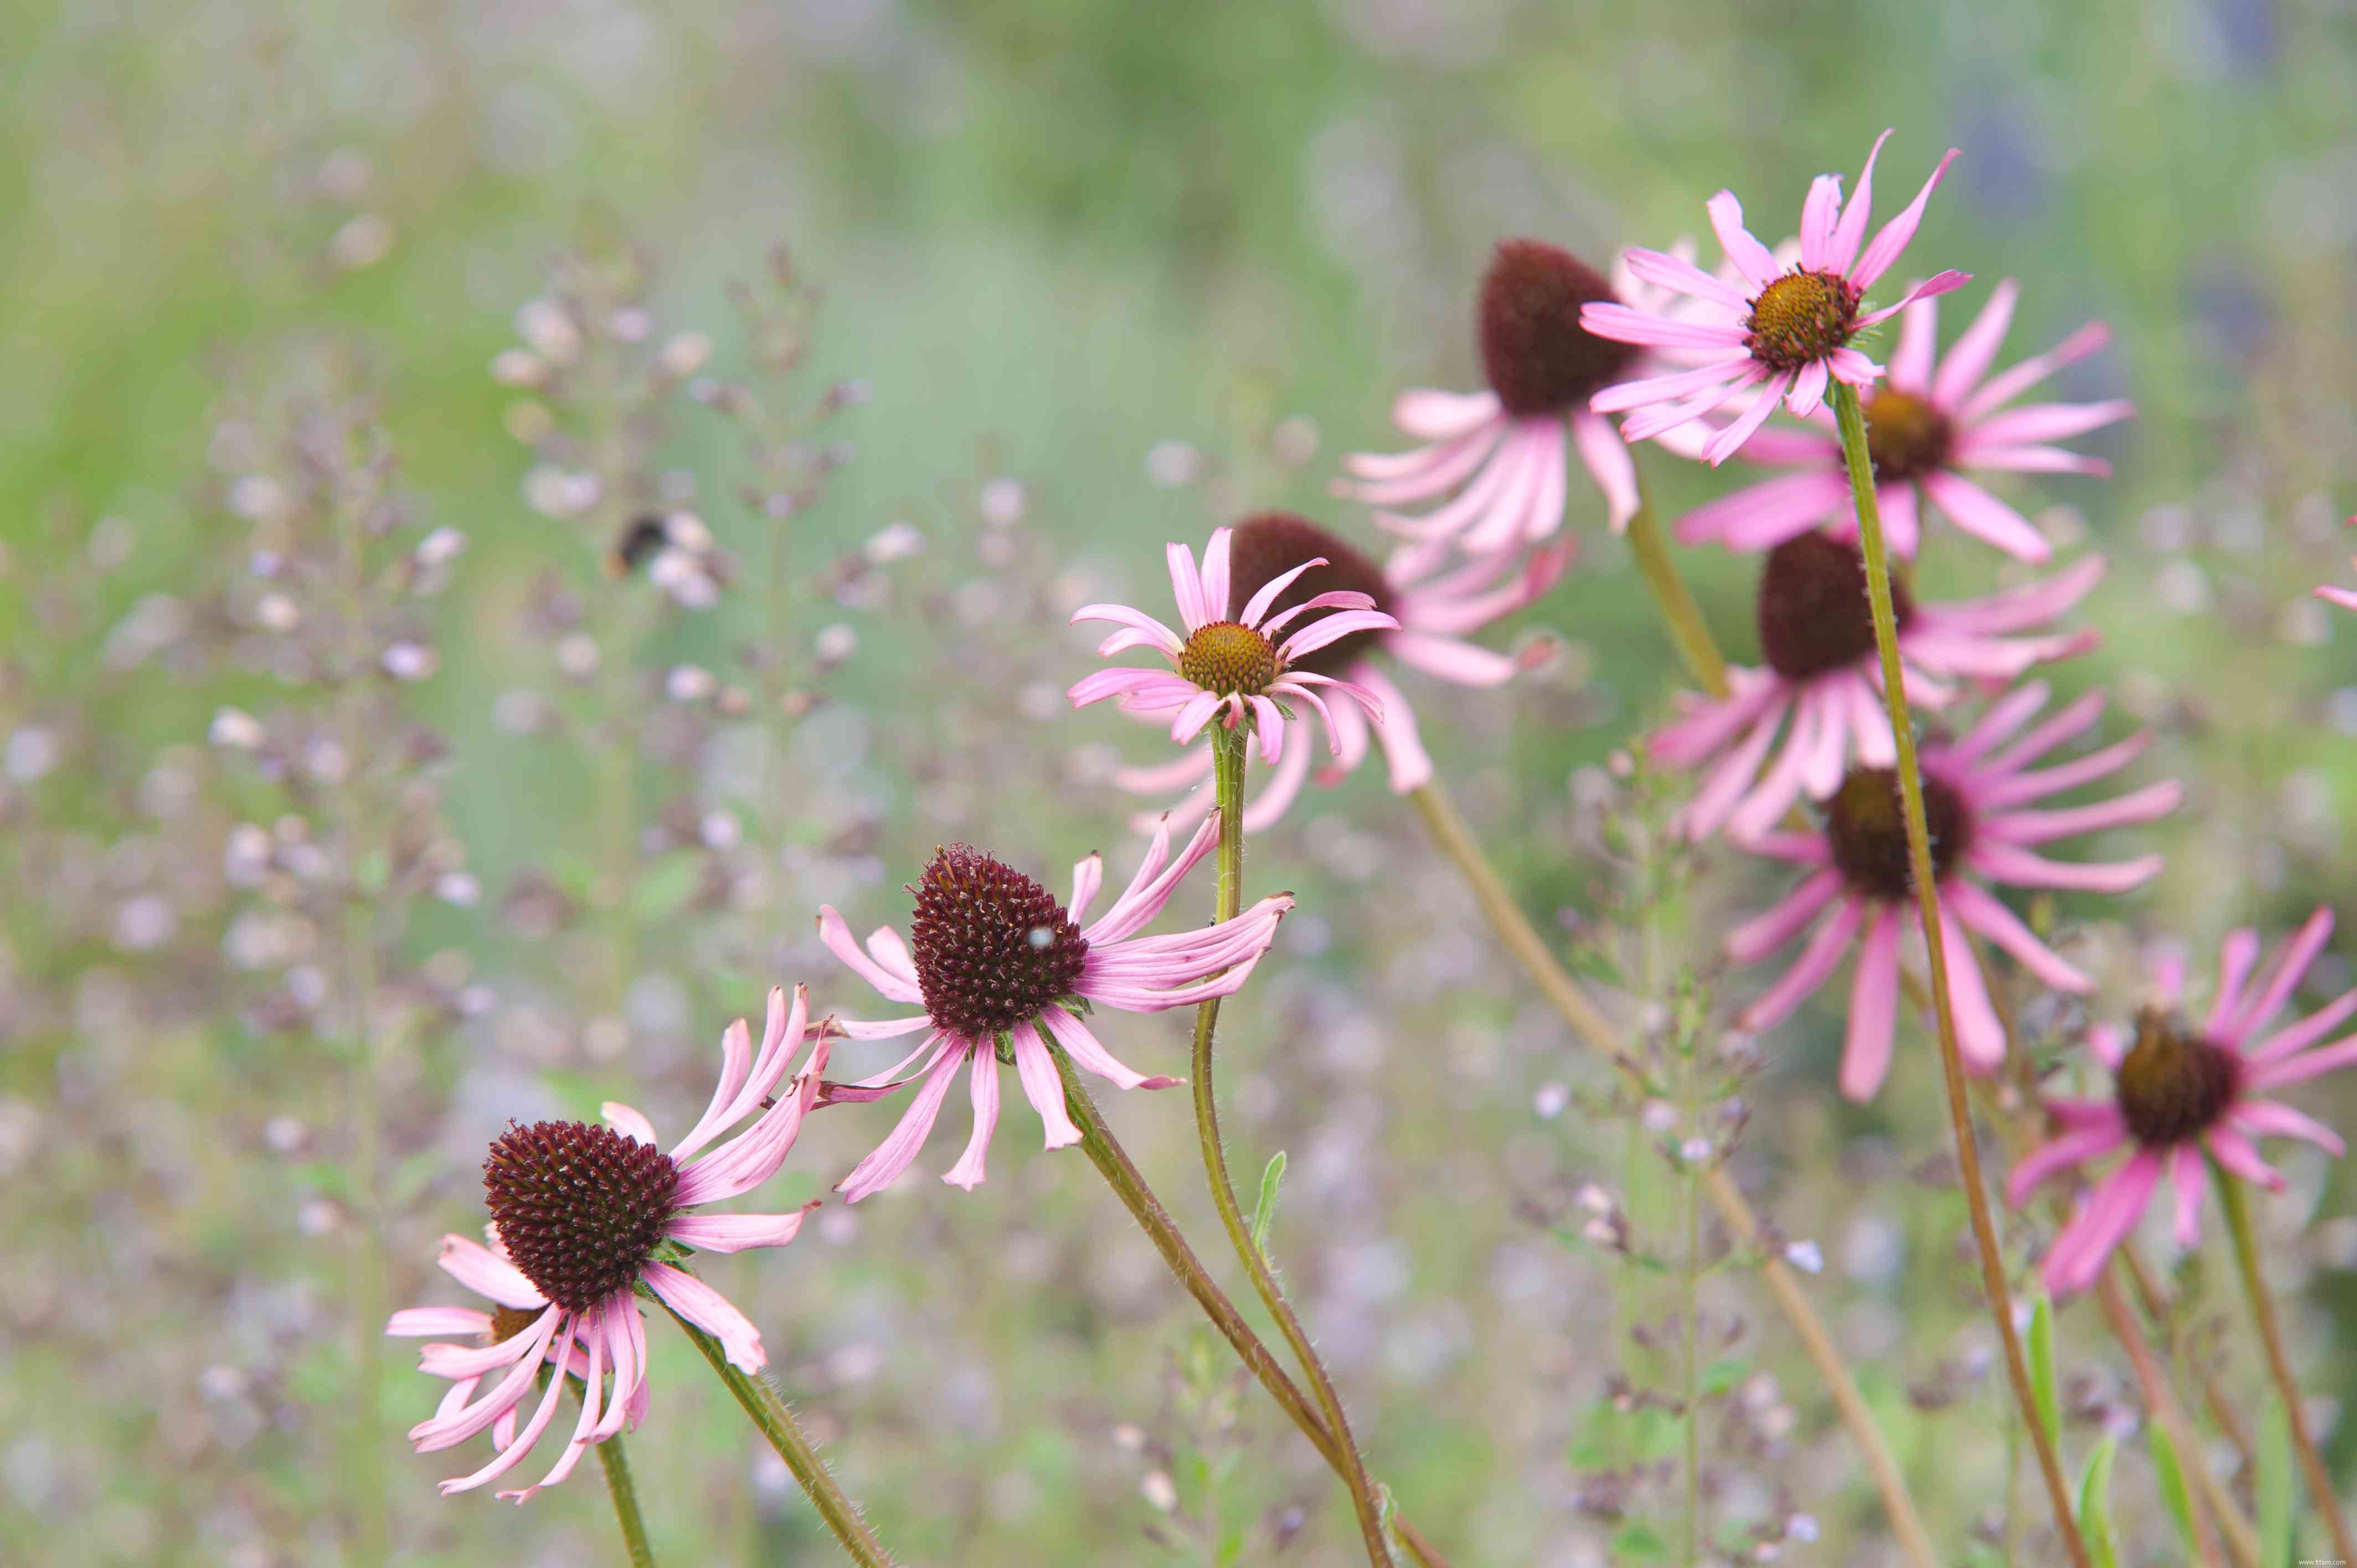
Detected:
left=2169, top=1146, right=2209, bottom=1249
left=1736, top=896, right=1866, bottom=1032
left=1570, top=409, right=1640, bottom=533
left=1036, top=1004, right=1181, bottom=1090
left=2044, top=1152, right=2163, bottom=1297
left=835, top=1045, right=966, bottom=1202
left=642, top=1262, right=766, bottom=1371
left=1010, top=1020, right=1083, bottom=1149
left=2229, top=1098, right=2348, bottom=1157
left=1943, top=879, right=2092, bottom=992
left=1842, top=907, right=1904, bottom=1100
left=601, top=1101, right=658, bottom=1149
left=2005, top=1117, right=2129, bottom=1208
left=1888, top=295, right=1939, bottom=392
left=1920, top=473, right=2051, bottom=560
left=1676, top=470, right=1851, bottom=550
left=438, top=1232, right=547, bottom=1312
left=388, top=1306, right=494, bottom=1338
left=941, top=1043, right=1002, bottom=1191
left=1934, top=898, right=2010, bottom=1070
left=1391, top=387, right=1502, bottom=441
left=818, top=909, right=924, bottom=1007
left=1355, top=666, right=1435, bottom=792
left=2201, top=1126, right=2283, bottom=1192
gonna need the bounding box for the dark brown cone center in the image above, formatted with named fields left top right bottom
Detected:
left=1745, top=269, right=1864, bottom=374
left=1824, top=767, right=1971, bottom=902
left=1864, top=389, right=1955, bottom=484
left=1756, top=533, right=1915, bottom=683
left=909, top=846, right=1089, bottom=1039
left=1478, top=240, right=1641, bottom=417
left=1227, top=512, right=1392, bottom=680
left=2115, top=1009, right=2241, bottom=1146
left=483, top=1120, right=680, bottom=1313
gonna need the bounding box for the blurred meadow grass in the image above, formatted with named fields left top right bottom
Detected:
left=4, top=0, right=2357, bottom=1562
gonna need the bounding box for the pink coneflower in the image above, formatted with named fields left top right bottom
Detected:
left=1107, top=513, right=1569, bottom=832
left=1330, top=240, right=1680, bottom=559
left=1651, top=535, right=2104, bottom=841
left=1727, top=682, right=2179, bottom=1100
left=816, top=816, right=1289, bottom=1200
left=2009, top=909, right=2357, bottom=1296
left=1583, top=131, right=1972, bottom=465
left=389, top=987, right=827, bottom=1499
left=1067, top=524, right=1396, bottom=765
left=1675, top=281, right=2132, bottom=562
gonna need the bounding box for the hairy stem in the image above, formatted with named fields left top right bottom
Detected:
left=1406, top=777, right=1939, bottom=1567
left=2215, top=1165, right=2355, bottom=1560
left=1624, top=476, right=1730, bottom=699
left=1190, top=724, right=1394, bottom=1565
left=1053, top=1051, right=1452, bottom=1568
left=583, top=1392, right=658, bottom=1568
left=1830, top=379, right=2090, bottom=1567
left=662, top=1298, right=892, bottom=1567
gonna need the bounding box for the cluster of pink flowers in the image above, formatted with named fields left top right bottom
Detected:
left=392, top=128, right=2355, bottom=1524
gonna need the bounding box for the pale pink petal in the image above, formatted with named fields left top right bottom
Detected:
left=1386, top=631, right=1517, bottom=687
left=941, top=1043, right=1002, bottom=1190
left=1589, top=355, right=1763, bottom=416
left=1242, top=731, right=1316, bottom=832
left=2205, top=930, right=2263, bottom=1038
left=1676, top=470, right=1850, bottom=550
left=642, top=1261, right=766, bottom=1371
left=1726, top=868, right=1845, bottom=964
left=1571, top=410, right=1639, bottom=533
left=2224, top=907, right=2333, bottom=1046
left=601, top=1101, right=658, bottom=1148
left=817, top=909, right=924, bottom=1007
left=2170, top=1145, right=2209, bottom=1249
left=1581, top=301, right=1751, bottom=354
left=2201, top=1126, right=2283, bottom=1192
left=1825, top=131, right=1891, bottom=275
left=436, top=1332, right=575, bottom=1493
left=1337, top=424, right=1502, bottom=502
left=2006, top=1119, right=2130, bottom=1208
left=667, top=1204, right=819, bottom=1253
left=2244, top=1035, right=2357, bottom=1090
left=1704, top=377, right=1789, bottom=465
left=2247, top=988, right=2357, bottom=1065
left=1944, top=879, right=2092, bottom=992
left=438, top=1233, right=545, bottom=1312
left=1841, top=907, right=1904, bottom=1100
left=1930, top=280, right=2020, bottom=409
left=2231, top=1098, right=2346, bottom=1157
left=1166, top=540, right=1208, bottom=632
left=835, top=1045, right=966, bottom=1201
left=1934, top=898, right=2010, bottom=1070
left=1852, top=147, right=1958, bottom=288
left=1889, top=295, right=1939, bottom=391
left=1169, top=690, right=1225, bottom=746
left=1036, top=1004, right=1181, bottom=1090
left=1625, top=245, right=1752, bottom=312
left=2045, top=1152, right=2163, bottom=1297
left=1920, top=473, right=2052, bottom=560
left=1010, top=1020, right=1083, bottom=1149
left=1356, top=666, right=1435, bottom=792
left=1798, top=173, right=1843, bottom=271
left=1392, top=387, right=1502, bottom=441
left=1707, top=190, right=1782, bottom=288
left=1736, top=896, right=1865, bottom=1031
left=388, top=1306, right=493, bottom=1338
left=1964, top=842, right=2164, bottom=895
left=1962, top=322, right=2113, bottom=423
left=1069, top=602, right=1185, bottom=657
left=1785, top=357, right=1830, bottom=419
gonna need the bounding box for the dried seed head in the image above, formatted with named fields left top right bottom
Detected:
left=1477, top=240, right=1640, bottom=417
left=1864, top=388, right=1955, bottom=484
left=1178, top=622, right=1280, bottom=697
left=482, top=1121, right=680, bottom=1313
left=908, top=847, right=1089, bottom=1039
left=1754, top=534, right=1914, bottom=683
left=1226, top=513, right=1391, bottom=679
left=1745, top=270, right=1863, bottom=373
left=2115, top=1009, right=2241, bottom=1146
left=1824, top=766, right=1970, bottom=902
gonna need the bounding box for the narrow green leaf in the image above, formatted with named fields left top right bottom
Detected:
left=1699, top=1357, right=1749, bottom=1396
left=2145, top=1422, right=2199, bottom=1561
left=1610, top=1520, right=1670, bottom=1560
left=1249, top=1151, right=1286, bottom=1255
left=2259, top=1399, right=2293, bottom=1568
left=2027, top=1292, right=2062, bottom=1447
left=2076, top=1434, right=2119, bottom=1568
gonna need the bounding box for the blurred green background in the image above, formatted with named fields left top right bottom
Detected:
left=6, top=0, right=2357, bottom=1562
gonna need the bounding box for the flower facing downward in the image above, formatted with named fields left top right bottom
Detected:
left=1583, top=131, right=1971, bottom=465
left=1676, top=281, right=2133, bottom=562
left=1108, top=513, right=1568, bottom=832
left=1727, top=683, right=2179, bottom=1100
left=1068, top=525, right=1397, bottom=765
left=1332, top=240, right=1661, bottom=556
left=389, top=987, right=827, bottom=1500
left=1650, top=537, right=2106, bottom=842
left=816, top=816, right=1289, bottom=1200
left=2009, top=910, right=2357, bottom=1296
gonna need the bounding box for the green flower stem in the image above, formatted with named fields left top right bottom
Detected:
left=1406, top=775, right=1941, bottom=1568
left=2215, top=1163, right=2356, bottom=1561
left=1623, top=471, right=1730, bottom=699
left=661, top=1297, right=892, bottom=1567
left=1051, top=1050, right=1452, bottom=1568
left=1191, top=723, right=1394, bottom=1566
left=1829, top=378, right=2091, bottom=1568
left=569, top=1387, right=657, bottom=1568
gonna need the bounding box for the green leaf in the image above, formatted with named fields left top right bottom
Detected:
left=2027, top=1291, right=2062, bottom=1447
left=1700, top=1357, right=1749, bottom=1396
left=1249, top=1151, right=1286, bottom=1255
left=2259, top=1399, right=2294, bottom=1568
left=2076, top=1434, right=2119, bottom=1568
left=2145, top=1422, right=2200, bottom=1561
left=1610, top=1521, right=1670, bottom=1561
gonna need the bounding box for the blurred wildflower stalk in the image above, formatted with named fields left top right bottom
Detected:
left=1829, top=376, right=2094, bottom=1565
